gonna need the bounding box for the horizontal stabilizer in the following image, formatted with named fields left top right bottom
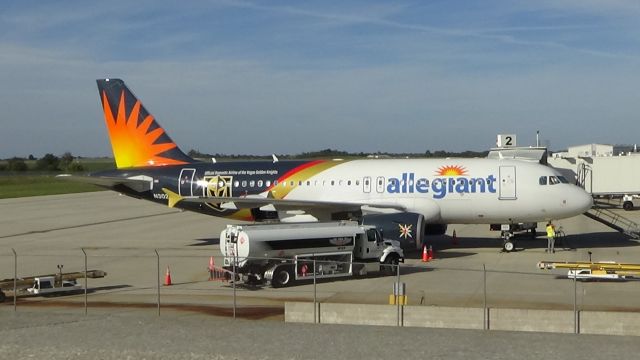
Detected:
left=56, top=174, right=153, bottom=193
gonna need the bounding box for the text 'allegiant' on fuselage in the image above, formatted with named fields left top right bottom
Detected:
left=386, top=173, right=497, bottom=199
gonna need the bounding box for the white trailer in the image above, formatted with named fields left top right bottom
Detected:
left=220, top=221, right=404, bottom=287
left=549, top=154, right=640, bottom=210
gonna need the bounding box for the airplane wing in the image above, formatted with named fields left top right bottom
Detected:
left=161, top=188, right=407, bottom=213
left=56, top=174, right=154, bottom=193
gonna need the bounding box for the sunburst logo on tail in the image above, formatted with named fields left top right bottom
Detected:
left=436, top=165, right=468, bottom=176
left=101, top=90, right=187, bottom=168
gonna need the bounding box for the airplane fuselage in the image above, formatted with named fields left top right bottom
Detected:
left=93, top=157, right=593, bottom=224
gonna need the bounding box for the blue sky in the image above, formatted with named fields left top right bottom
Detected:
left=1, top=0, right=640, bottom=158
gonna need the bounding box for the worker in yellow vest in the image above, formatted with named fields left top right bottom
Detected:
left=546, top=221, right=556, bottom=253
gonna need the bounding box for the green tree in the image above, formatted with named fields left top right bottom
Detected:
left=35, top=153, right=60, bottom=171
left=8, top=157, right=28, bottom=171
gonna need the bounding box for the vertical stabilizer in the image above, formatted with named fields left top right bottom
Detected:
left=96, top=78, right=194, bottom=168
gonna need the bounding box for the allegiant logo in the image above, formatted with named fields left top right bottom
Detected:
left=386, top=173, right=497, bottom=199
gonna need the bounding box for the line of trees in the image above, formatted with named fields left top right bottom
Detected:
left=187, top=148, right=489, bottom=160
left=0, top=152, right=84, bottom=172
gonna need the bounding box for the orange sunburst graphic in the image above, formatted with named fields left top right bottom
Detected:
left=102, top=90, right=187, bottom=168
left=436, top=165, right=468, bottom=176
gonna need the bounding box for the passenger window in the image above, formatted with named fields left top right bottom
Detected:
left=273, top=180, right=278, bottom=186
left=331, top=180, right=335, bottom=186
left=347, top=180, right=352, bottom=186
left=266, top=180, right=271, bottom=187
left=234, top=181, right=239, bottom=188
left=539, top=176, right=547, bottom=185
left=307, top=181, right=311, bottom=186
left=258, top=180, right=263, bottom=187
left=241, top=180, right=247, bottom=187
left=249, top=180, right=255, bottom=187
left=355, top=180, right=360, bottom=186
left=290, top=181, right=295, bottom=187
left=339, top=180, right=343, bottom=186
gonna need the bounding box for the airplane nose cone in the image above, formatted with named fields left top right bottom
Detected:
left=574, top=188, right=593, bottom=214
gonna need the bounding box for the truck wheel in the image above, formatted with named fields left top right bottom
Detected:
left=381, top=254, right=399, bottom=275
left=271, top=266, right=293, bottom=288
left=623, top=201, right=634, bottom=211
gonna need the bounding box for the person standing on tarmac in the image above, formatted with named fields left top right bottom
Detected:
left=546, top=221, right=556, bottom=253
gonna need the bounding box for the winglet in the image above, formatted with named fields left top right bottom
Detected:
left=162, top=188, right=183, bottom=208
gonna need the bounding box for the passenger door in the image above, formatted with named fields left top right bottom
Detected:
left=499, top=166, right=517, bottom=200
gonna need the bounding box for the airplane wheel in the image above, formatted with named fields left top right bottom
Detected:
left=503, top=241, right=515, bottom=252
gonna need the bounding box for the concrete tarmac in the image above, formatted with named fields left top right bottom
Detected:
left=2, top=191, right=640, bottom=357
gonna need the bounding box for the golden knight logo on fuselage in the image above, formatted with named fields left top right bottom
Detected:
left=203, top=175, right=233, bottom=211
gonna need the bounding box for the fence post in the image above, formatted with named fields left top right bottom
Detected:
left=313, top=255, right=317, bottom=324
left=396, top=263, right=401, bottom=327
left=155, top=249, right=160, bottom=316
left=82, top=248, right=87, bottom=315
left=233, top=242, right=237, bottom=319
left=12, top=248, right=17, bottom=312
left=483, top=264, right=487, bottom=330
left=573, top=269, right=578, bottom=334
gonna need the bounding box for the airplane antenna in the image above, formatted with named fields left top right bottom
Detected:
left=272, top=154, right=279, bottom=163
left=211, top=157, right=216, bottom=164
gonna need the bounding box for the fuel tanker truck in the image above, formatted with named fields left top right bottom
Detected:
left=220, top=221, right=404, bottom=288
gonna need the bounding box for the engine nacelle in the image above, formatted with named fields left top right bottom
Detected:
left=361, top=212, right=426, bottom=251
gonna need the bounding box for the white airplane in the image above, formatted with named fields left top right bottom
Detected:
left=79, top=78, right=593, bottom=252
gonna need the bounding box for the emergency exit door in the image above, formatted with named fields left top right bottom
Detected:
left=499, top=166, right=517, bottom=200
left=178, top=168, right=196, bottom=196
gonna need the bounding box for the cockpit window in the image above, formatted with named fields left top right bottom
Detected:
left=539, top=176, right=548, bottom=185
left=549, top=176, right=561, bottom=185
left=557, top=176, right=569, bottom=184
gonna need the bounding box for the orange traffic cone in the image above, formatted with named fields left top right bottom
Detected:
left=164, top=266, right=172, bottom=286
left=452, top=229, right=458, bottom=246
left=422, top=244, right=429, bottom=262
left=208, top=256, right=215, bottom=281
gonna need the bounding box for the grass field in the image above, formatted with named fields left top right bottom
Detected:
left=0, top=158, right=115, bottom=199
left=0, top=175, right=103, bottom=199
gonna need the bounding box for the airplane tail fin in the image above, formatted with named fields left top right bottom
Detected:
left=96, top=78, right=195, bottom=169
